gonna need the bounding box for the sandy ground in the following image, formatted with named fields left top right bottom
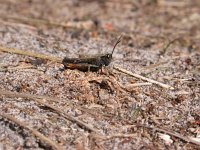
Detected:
left=0, top=0, right=200, bottom=149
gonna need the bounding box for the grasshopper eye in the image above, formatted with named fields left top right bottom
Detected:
left=107, top=54, right=111, bottom=58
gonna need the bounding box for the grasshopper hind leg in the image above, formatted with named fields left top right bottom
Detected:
left=87, top=64, right=100, bottom=72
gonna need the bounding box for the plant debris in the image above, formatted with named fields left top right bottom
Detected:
left=0, top=0, right=200, bottom=149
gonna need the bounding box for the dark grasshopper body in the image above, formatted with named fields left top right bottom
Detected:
left=62, top=36, right=122, bottom=72
left=62, top=53, right=112, bottom=71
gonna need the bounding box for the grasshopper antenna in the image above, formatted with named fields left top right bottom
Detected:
left=111, top=35, right=122, bottom=56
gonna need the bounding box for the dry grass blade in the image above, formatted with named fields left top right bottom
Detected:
left=161, top=38, right=180, bottom=55
left=101, top=134, right=136, bottom=141
left=0, top=90, right=99, bottom=133
left=0, top=15, right=94, bottom=30
left=0, top=46, right=62, bottom=63
left=135, top=124, right=200, bottom=146
left=157, top=0, right=187, bottom=7
left=0, top=65, right=35, bottom=72
left=0, top=113, right=64, bottom=150
left=0, top=90, right=64, bottom=103
left=126, top=82, right=152, bottom=87
left=114, top=65, right=174, bottom=90
left=38, top=100, right=99, bottom=133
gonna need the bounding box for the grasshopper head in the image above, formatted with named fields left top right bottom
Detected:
left=100, top=35, right=122, bottom=66
left=100, top=53, right=112, bottom=66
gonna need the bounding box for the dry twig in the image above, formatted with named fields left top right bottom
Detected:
left=0, top=46, right=62, bottom=63
left=101, top=134, right=136, bottom=141
left=0, top=90, right=63, bottom=103
left=134, top=124, right=200, bottom=146
left=0, top=65, right=35, bottom=72
left=157, top=0, right=187, bottom=7
left=160, top=38, right=180, bottom=55
left=0, top=113, right=64, bottom=150
left=96, top=123, right=200, bottom=145
left=126, top=82, right=152, bottom=87
left=0, top=90, right=99, bottom=133
left=114, top=65, right=174, bottom=90
left=0, top=15, right=94, bottom=30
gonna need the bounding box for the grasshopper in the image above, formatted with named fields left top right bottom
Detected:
left=62, top=36, right=122, bottom=72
